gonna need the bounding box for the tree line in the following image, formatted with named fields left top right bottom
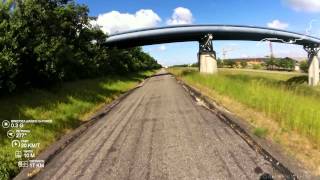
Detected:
left=217, top=57, right=298, bottom=71
left=264, top=57, right=295, bottom=70
left=0, top=0, right=161, bottom=93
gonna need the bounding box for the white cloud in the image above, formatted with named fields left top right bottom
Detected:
left=267, top=20, right=289, bottom=30
left=283, top=0, right=320, bottom=13
left=158, top=45, right=166, bottom=51
left=92, top=9, right=161, bottom=35
left=167, top=7, right=193, bottom=25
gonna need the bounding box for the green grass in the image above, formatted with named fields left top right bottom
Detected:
left=169, top=67, right=320, bottom=146
left=0, top=71, right=154, bottom=179
left=253, top=127, right=269, bottom=138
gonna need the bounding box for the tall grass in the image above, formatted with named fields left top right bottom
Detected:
left=170, top=68, right=320, bottom=146
left=0, top=71, right=153, bottom=179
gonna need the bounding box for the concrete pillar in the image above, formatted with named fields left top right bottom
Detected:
left=308, top=54, right=319, bottom=86
left=198, top=52, right=217, bottom=74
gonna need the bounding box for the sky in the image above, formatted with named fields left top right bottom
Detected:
left=77, top=0, right=320, bottom=66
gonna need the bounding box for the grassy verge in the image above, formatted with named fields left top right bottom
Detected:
left=0, top=71, right=154, bottom=179
left=169, top=67, right=320, bottom=174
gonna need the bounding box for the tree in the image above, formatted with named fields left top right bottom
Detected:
left=265, top=58, right=277, bottom=70
left=0, top=1, right=18, bottom=92
left=223, top=60, right=236, bottom=68
left=278, top=57, right=294, bottom=71
left=300, top=61, right=308, bottom=73
left=217, top=58, right=223, bottom=68
left=240, top=61, right=247, bottom=68
left=0, top=0, right=161, bottom=93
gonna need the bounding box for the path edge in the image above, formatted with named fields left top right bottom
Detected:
left=14, top=76, right=150, bottom=180
left=173, top=74, right=316, bottom=180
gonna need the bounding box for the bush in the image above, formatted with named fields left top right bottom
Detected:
left=300, top=61, right=308, bottom=73
left=253, top=127, right=268, bottom=138
left=252, top=64, right=262, bottom=69
left=217, top=59, right=224, bottom=68
left=223, top=60, right=237, bottom=68
left=240, top=61, right=247, bottom=68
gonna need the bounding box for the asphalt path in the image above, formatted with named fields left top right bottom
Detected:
left=34, top=69, right=284, bottom=180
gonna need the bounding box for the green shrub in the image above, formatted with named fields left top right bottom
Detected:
left=299, top=61, right=308, bottom=73
left=240, top=61, right=247, bottom=68
left=252, top=64, right=262, bottom=69
left=253, top=127, right=268, bottom=138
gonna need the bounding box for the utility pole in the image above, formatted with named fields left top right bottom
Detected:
left=222, top=47, right=235, bottom=62
left=222, top=48, right=227, bottom=61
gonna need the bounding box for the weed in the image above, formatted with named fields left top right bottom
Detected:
left=253, top=127, right=269, bottom=138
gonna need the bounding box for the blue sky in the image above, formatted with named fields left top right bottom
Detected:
left=77, top=0, right=320, bottom=66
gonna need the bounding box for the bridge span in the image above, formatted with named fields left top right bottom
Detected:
left=105, top=25, right=320, bottom=86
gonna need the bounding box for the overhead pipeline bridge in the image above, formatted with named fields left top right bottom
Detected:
left=104, top=25, right=320, bottom=86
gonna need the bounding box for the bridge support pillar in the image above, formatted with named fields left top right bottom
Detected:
left=304, top=45, right=320, bottom=86
left=308, top=55, right=319, bottom=86
left=198, top=52, right=217, bottom=73
left=198, top=34, right=217, bottom=74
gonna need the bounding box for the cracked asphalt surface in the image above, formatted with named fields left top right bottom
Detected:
left=34, top=70, right=284, bottom=180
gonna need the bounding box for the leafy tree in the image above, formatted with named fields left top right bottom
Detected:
left=240, top=61, right=247, bottom=68
left=265, top=58, right=276, bottom=70
left=223, top=60, right=236, bottom=68
left=278, top=57, right=294, bottom=70
left=217, top=58, right=223, bottom=68
left=300, top=61, right=308, bottom=73
left=0, top=0, right=161, bottom=93
left=265, top=57, right=294, bottom=71
left=0, top=0, right=18, bottom=92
